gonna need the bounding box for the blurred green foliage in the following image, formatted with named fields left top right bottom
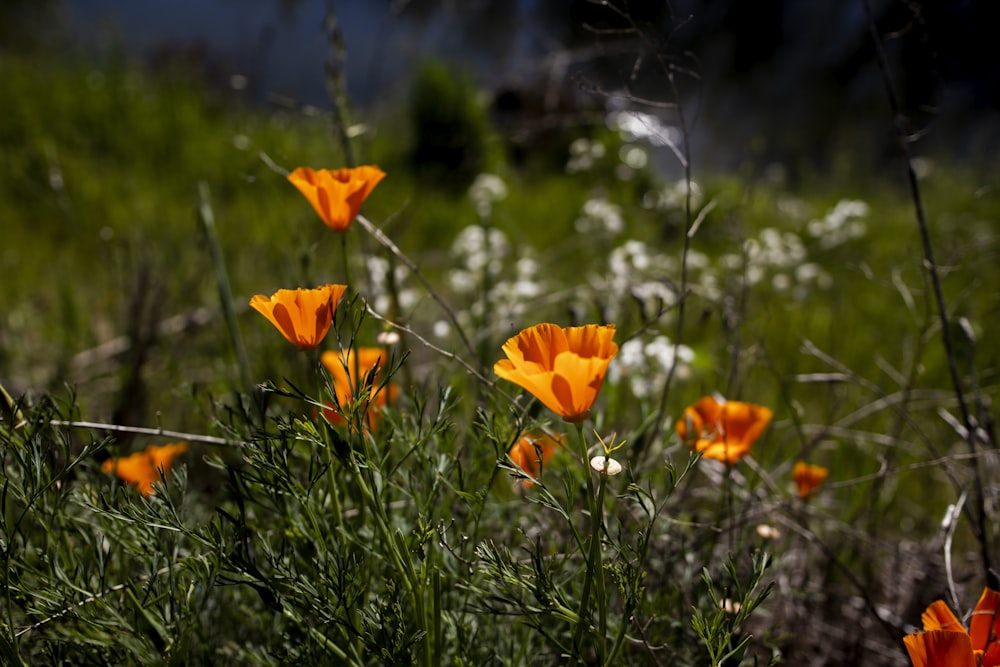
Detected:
left=407, top=59, right=498, bottom=191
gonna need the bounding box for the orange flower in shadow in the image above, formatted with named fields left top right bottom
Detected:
left=320, top=347, right=400, bottom=429
left=249, top=284, right=347, bottom=350
left=494, top=323, right=618, bottom=423
left=101, top=442, right=188, bottom=496
left=288, top=165, right=386, bottom=231
left=508, top=432, right=563, bottom=490
left=675, top=396, right=773, bottom=464
left=904, top=588, right=1000, bottom=667
left=792, top=461, right=829, bottom=499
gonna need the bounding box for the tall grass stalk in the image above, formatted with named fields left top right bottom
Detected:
left=198, top=182, right=252, bottom=391
left=861, top=0, right=997, bottom=589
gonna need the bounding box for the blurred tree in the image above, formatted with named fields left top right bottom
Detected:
left=408, top=59, right=495, bottom=190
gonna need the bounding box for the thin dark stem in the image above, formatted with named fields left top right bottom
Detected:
left=323, top=0, right=355, bottom=168
left=860, top=0, right=994, bottom=588
left=648, top=65, right=692, bottom=450
left=355, top=214, right=478, bottom=359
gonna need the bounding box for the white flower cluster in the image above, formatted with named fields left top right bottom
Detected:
left=604, top=110, right=682, bottom=180
left=777, top=195, right=810, bottom=220
left=618, top=145, right=648, bottom=171
left=488, top=255, right=543, bottom=322
left=600, top=240, right=680, bottom=320
left=719, top=227, right=831, bottom=298
left=468, top=173, right=508, bottom=218
left=642, top=179, right=703, bottom=212
left=366, top=255, right=418, bottom=315
left=575, top=196, right=625, bottom=235
left=606, top=110, right=680, bottom=148
left=566, top=138, right=606, bottom=173
left=447, top=225, right=542, bottom=326
left=448, top=224, right=511, bottom=294
left=607, top=335, right=695, bottom=398
left=502, top=257, right=543, bottom=301
left=806, top=199, right=868, bottom=249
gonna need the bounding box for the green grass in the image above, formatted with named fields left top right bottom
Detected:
left=2, top=49, right=1000, bottom=665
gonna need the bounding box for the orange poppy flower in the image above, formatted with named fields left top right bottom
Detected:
left=249, top=284, right=347, bottom=350
left=288, top=165, right=386, bottom=231
left=101, top=442, right=188, bottom=496
left=675, top=396, right=773, bottom=464
left=904, top=588, right=1000, bottom=667
left=320, top=347, right=400, bottom=429
left=508, top=432, right=563, bottom=489
left=792, top=460, right=829, bottom=499
left=494, top=323, right=618, bottom=423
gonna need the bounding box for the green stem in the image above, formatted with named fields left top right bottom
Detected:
left=348, top=449, right=430, bottom=666
left=283, top=607, right=357, bottom=665
left=606, top=500, right=658, bottom=664
left=594, top=474, right=609, bottom=662
left=198, top=182, right=252, bottom=390
left=568, top=423, right=607, bottom=664
left=339, top=232, right=353, bottom=290
left=319, top=377, right=344, bottom=531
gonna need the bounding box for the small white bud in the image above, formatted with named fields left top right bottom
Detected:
left=590, top=456, right=622, bottom=476
left=376, top=331, right=400, bottom=345
left=755, top=524, right=782, bottom=540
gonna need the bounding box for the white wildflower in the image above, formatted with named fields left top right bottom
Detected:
left=468, top=173, right=508, bottom=218
left=575, top=196, right=624, bottom=235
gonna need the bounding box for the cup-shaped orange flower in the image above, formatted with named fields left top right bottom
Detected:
left=101, top=442, right=188, bottom=496
left=792, top=460, right=829, bottom=499
left=904, top=588, right=1000, bottom=667
left=508, top=432, right=563, bottom=489
left=249, top=284, right=347, bottom=350
left=494, top=323, right=618, bottom=423
left=288, top=165, right=386, bottom=231
left=676, top=396, right=773, bottom=464
left=320, top=347, right=400, bottom=429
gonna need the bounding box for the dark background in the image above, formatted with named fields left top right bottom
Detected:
left=5, top=0, right=999, bottom=172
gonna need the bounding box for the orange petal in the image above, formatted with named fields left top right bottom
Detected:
left=792, top=461, right=829, bottom=499
left=102, top=442, right=187, bottom=496
left=676, top=396, right=722, bottom=442
left=721, top=401, right=773, bottom=448
left=563, top=323, right=618, bottom=360
left=922, top=600, right=966, bottom=633
left=102, top=451, right=157, bottom=494
left=676, top=396, right=772, bottom=465
left=250, top=285, right=346, bottom=349
left=983, top=641, right=1000, bottom=667
left=554, top=350, right=612, bottom=421
left=322, top=347, right=390, bottom=402
left=288, top=165, right=385, bottom=231
left=508, top=432, right=563, bottom=488
left=510, top=433, right=561, bottom=474
left=904, top=630, right=977, bottom=667
left=970, top=588, right=1000, bottom=651
left=500, top=365, right=564, bottom=417
left=320, top=346, right=399, bottom=431
left=504, top=323, right=565, bottom=368
left=495, top=323, right=617, bottom=421
left=146, top=442, right=189, bottom=468
left=696, top=438, right=753, bottom=464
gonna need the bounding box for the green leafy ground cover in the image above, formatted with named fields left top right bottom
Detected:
left=2, top=50, right=1000, bottom=665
